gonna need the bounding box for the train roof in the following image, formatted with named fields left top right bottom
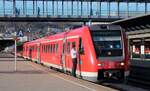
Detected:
left=89, top=24, right=121, bottom=31
left=23, top=24, right=120, bottom=45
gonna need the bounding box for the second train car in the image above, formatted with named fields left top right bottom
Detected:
left=23, top=24, right=129, bottom=82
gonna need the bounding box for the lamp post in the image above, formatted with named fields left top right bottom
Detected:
left=13, top=32, right=17, bottom=71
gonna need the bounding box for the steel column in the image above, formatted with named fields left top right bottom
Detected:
left=77, top=0, right=79, bottom=15
left=127, top=1, right=129, bottom=17
left=107, top=1, right=110, bottom=17
left=62, top=1, right=64, bottom=15
left=145, top=1, right=147, bottom=14
left=81, top=0, right=83, bottom=15
left=52, top=0, right=54, bottom=15
left=36, top=0, right=37, bottom=15
left=46, top=0, right=48, bottom=15
left=33, top=0, right=35, bottom=15
left=136, top=2, right=138, bottom=15
left=100, top=1, right=101, bottom=17
left=71, top=0, right=73, bottom=15
left=90, top=0, right=92, bottom=16
left=43, top=0, right=44, bottom=16
left=57, top=0, right=58, bottom=15
left=117, top=1, right=119, bottom=17
left=3, top=0, right=5, bottom=16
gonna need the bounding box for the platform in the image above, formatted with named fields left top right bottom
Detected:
left=0, top=53, right=118, bottom=91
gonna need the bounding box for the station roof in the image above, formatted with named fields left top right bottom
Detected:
left=112, top=14, right=150, bottom=32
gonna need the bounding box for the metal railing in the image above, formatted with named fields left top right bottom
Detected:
left=0, top=9, right=149, bottom=18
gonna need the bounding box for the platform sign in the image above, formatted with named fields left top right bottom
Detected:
left=17, top=30, right=24, bottom=37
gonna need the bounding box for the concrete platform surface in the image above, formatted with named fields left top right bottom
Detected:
left=0, top=58, right=118, bottom=91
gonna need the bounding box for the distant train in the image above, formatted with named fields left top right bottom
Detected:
left=22, top=24, right=129, bottom=82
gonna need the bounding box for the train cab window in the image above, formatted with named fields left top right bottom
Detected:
left=91, top=30, right=122, bottom=57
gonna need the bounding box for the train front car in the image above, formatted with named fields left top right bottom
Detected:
left=83, top=24, right=129, bottom=82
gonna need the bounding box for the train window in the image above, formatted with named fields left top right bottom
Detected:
left=42, top=45, right=43, bottom=53
left=47, top=45, right=49, bottom=53
left=47, top=45, right=48, bottom=53
left=49, top=44, right=51, bottom=53
left=79, top=38, right=84, bottom=54
left=44, top=45, right=45, bottom=53
left=45, top=45, right=47, bottom=53
left=42, top=45, right=44, bottom=53
left=56, top=44, right=58, bottom=53
left=43, top=45, right=44, bottom=53
left=145, top=41, right=150, bottom=59
left=51, top=44, right=53, bottom=53
left=131, top=39, right=150, bottom=59
left=34, top=46, right=35, bottom=51
left=72, top=42, right=76, bottom=48
left=67, top=42, right=70, bottom=54
left=47, top=45, right=50, bottom=53
left=53, top=44, right=56, bottom=53
left=35, top=46, right=36, bottom=51
left=131, top=40, right=141, bottom=58
left=46, top=45, right=48, bottom=53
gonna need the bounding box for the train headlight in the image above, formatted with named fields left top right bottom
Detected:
left=98, top=63, right=104, bottom=67
left=120, top=62, right=124, bottom=66
left=98, top=63, right=102, bottom=66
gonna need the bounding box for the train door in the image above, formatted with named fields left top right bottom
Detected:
left=61, top=38, right=67, bottom=72
left=37, top=43, right=40, bottom=63
left=78, top=37, right=85, bottom=77
left=66, top=37, right=82, bottom=77
left=29, top=47, right=32, bottom=60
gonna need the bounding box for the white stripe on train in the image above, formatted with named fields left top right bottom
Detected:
left=42, top=61, right=97, bottom=77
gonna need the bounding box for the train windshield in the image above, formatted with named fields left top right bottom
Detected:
left=91, top=30, right=123, bottom=58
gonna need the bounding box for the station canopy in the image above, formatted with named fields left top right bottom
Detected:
left=112, top=14, right=150, bottom=32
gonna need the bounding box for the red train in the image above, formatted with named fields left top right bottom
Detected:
left=23, top=24, right=129, bottom=82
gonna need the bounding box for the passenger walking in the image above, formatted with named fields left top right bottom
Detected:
left=37, top=7, right=40, bottom=16
left=71, top=44, right=77, bottom=77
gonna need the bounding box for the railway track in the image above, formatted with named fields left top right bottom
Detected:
left=99, top=78, right=149, bottom=91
